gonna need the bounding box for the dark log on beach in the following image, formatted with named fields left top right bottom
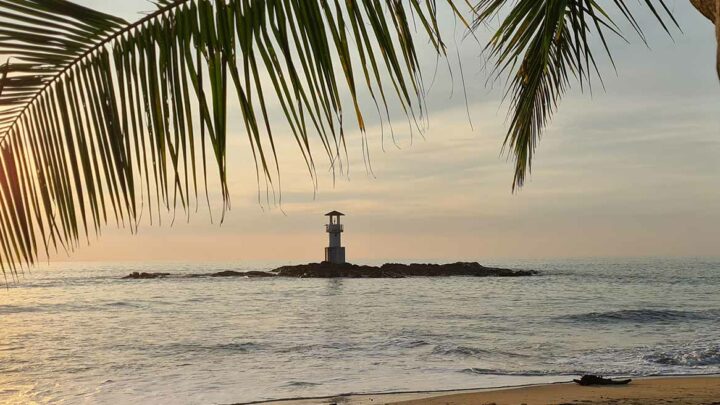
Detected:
left=273, top=262, right=537, bottom=278
left=574, top=375, right=632, bottom=386
left=122, top=272, right=171, bottom=279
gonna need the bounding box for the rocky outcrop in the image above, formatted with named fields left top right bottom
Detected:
left=122, top=272, right=171, bottom=279
left=207, top=270, right=275, bottom=277
left=272, top=262, right=537, bottom=278
left=122, top=262, right=536, bottom=280
left=273, top=262, right=405, bottom=278
left=124, top=270, right=276, bottom=279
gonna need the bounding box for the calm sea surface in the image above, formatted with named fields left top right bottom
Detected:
left=1, top=258, right=719, bottom=404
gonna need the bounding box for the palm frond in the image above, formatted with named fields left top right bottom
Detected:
left=474, top=0, right=680, bottom=190
left=0, top=0, right=470, bottom=277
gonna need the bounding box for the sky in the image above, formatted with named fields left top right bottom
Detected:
left=52, top=0, right=720, bottom=263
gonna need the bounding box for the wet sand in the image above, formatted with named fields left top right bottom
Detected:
left=255, top=376, right=720, bottom=405
left=391, top=376, right=720, bottom=405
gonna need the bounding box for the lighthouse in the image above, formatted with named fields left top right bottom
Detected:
left=324, top=211, right=346, bottom=264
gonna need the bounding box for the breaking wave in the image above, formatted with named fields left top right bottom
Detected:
left=558, top=309, right=720, bottom=324
left=431, top=344, right=493, bottom=357
left=431, top=344, right=528, bottom=359
left=460, top=368, right=579, bottom=376
left=645, top=345, right=720, bottom=367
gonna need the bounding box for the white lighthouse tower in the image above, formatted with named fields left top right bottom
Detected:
left=324, top=211, right=346, bottom=264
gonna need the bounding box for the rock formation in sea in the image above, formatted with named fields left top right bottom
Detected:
left=272, top=262, right=537, bottom=278
left=207, top=270, right=276, bottom=278
left=122, top=262, right=536, bottom=279
left=122, top=272, right=171, bottom=279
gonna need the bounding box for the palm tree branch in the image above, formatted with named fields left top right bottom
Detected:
left=0, top=0, right=470, bottom=275
left=0, top=1, right=186, bottom=142
left=474, top=0, right=679, bottom=190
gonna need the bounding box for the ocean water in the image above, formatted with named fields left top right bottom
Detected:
left=0, top=258, right=719, bottom=404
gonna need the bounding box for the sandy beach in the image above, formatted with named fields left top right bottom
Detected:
left=393, top=376, right=720, bottom=405
left=257, top=376, right=720, bottom=405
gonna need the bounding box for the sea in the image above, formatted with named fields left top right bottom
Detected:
left=0, top=257, right=719, bottom=404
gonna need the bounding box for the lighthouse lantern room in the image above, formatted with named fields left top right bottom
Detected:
left=324, top=211, right=346, bottom=264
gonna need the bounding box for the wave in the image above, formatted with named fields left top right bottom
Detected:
left=104, top=301, right=141, bottom=308
left=0, top=305, right=42, bottom=314
left=558, top=309, right=720, bottom=324
left=460, top=368, right=580, bottom=376
left=213, top=342, right=261, bottom=352
left=0, top=303, right=92, bottom=314
left=275, top=342, right=362, bottom=354
left=2, top=301, right=156, bottom=314
left=146, top=341, right=262, bottom=355
left=396, top=339, right=430, bottom=348
left=372, top=338, right=430, bottom=350
left=461, top=367, right=652, bottom=377
left=645, top=345, right=720, bottom=367
left=431, top=344, right=528, bottom=359
left=431, top=344, right=493, bottom=357
left=283, top=381, right=321, bottom=388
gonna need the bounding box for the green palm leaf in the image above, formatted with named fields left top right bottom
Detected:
left=474, top=0, right=681, bottom=189
left=0, top=0, right=715, bottom=277
left=0, top=0, right=470, bottom=277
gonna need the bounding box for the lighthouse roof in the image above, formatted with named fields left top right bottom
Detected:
left=325, top=210, right=345, bottom=216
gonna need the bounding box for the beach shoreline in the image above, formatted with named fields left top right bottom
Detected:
left=249, top=375, right=720, bottom=405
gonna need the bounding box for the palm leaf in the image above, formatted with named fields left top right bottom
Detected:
left=0, top=0, right=471, bottom=276
left=474, top=0, right=681, bottom=189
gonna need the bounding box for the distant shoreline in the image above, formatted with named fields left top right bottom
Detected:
left=241, top=375, right=720, bottom=405
left=122, top=261, right=537, bottom=279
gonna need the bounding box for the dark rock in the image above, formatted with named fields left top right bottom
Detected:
left=272, top=262, right=536, bottom=278
left=122, top=272, right=171, bottom=279
left=380, top=262, right=536, bottom=277
left=122, top=263, right=536, bottom=280
left=208, top=270, right=276, bottom=278
left=209, top=270, right=246, bottom=277
left=123, top=270, right=276, bottom=280
left=244, top=271, right=276, bottom=277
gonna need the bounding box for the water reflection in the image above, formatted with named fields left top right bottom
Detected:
left=0, top=258, right=718, bottom=404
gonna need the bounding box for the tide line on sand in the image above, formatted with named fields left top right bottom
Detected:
left=241, top=375, right=720, bottom=405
